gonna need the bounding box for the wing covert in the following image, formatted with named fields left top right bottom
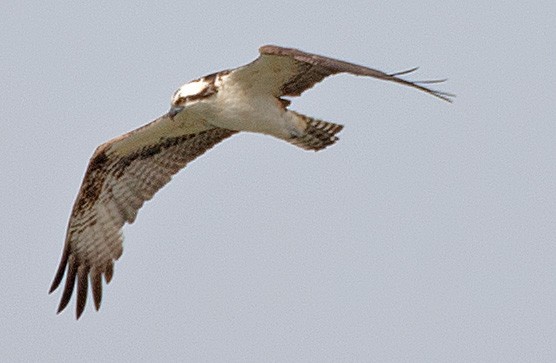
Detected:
left=50, top=116, right=237, bottom=318
left=230, top=45, right=454, bottom=102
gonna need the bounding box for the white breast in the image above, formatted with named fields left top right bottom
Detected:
left=208, top=75, right=293, bottom=138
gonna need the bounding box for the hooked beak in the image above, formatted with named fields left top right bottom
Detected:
left=168, top=105, right=184, bottom=118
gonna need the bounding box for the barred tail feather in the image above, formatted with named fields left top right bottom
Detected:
left=288, top=112, right=344, bottom=151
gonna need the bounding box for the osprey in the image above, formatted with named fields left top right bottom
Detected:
left=50, top=45, right=453, bottom=318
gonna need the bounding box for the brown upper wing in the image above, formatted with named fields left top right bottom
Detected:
left=229, top=45, right=453, bottom=102
left=50, top=114, right=237, bottom=319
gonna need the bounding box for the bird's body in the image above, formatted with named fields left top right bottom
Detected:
left=173, top=72, right=301, bottom=140
left=50, top=45, right=453, bottom=318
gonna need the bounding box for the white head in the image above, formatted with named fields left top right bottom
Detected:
left=171, top=79, right=210, bottom=104
left=169, top=74, right=219, bottom=117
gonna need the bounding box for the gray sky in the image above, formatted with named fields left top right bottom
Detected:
left=2, top=1, right=555, bottom=361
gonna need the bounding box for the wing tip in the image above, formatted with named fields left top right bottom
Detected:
left=52, top=264, right=106, bottom=319
left=50, top=253, right=93, bottom=319
left=387, top=67, right=456, bottom=103
left=48, top=281, right=59, bottom=295
left=49, top=247, right=70, bottom=294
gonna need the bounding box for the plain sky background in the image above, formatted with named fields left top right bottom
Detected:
left=1, top=1, right=555, bottom=361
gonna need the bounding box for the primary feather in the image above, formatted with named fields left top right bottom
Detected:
left=50, top=45, right=453, bottom=318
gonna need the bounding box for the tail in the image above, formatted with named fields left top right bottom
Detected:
left=287, top=112, right=344, bottom=151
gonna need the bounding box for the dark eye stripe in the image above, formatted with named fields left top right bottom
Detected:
left=173, top=97, right=186, bottom=106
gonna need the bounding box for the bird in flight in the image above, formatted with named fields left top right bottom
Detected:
left=50, top=45, right=453, bottom=319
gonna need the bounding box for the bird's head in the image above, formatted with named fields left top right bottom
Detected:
left=169, top=75, right=218, bottom=117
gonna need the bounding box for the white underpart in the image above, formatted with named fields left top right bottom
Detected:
left=175, top=74, right=305, bottom=140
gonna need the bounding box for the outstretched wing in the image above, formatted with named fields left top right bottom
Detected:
left=50, top=114, right=238, bottom=318
left=229, top=45, right=454, bottom=102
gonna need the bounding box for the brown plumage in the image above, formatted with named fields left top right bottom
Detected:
left=50, top=45, right=453, bottom=319
left=50, top=127, right=237, bottom=318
